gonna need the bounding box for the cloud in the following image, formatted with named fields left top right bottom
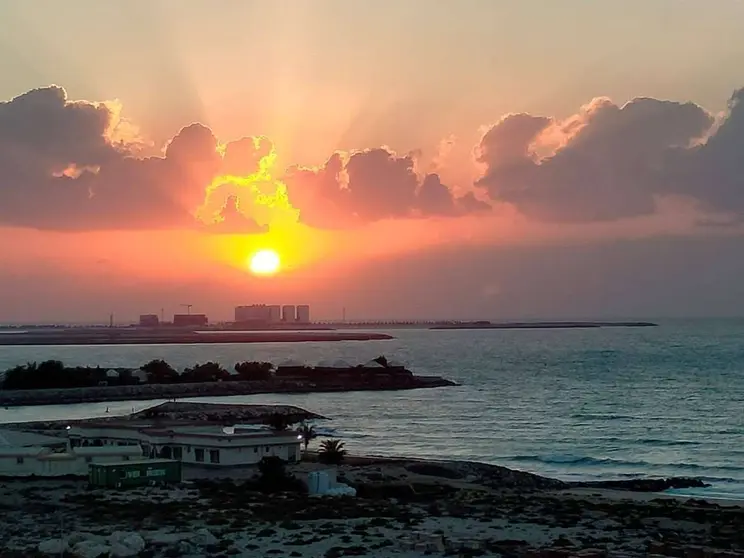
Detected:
left=0, top=86, right=485, bottom=232
left=284, top=147, right=490, bottom=228
left=7, top=84, right=744, bottom=232
left=476, top=95, right=718, bottom=222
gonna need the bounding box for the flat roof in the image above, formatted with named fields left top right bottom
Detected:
left=0, top=429, right=67, bottom=448
left=90, top=458, right=179, bottom=468
left=72, top=422, right=300, bottom=440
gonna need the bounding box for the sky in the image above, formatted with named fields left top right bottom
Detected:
left=2, top=0, right=744, bottom=323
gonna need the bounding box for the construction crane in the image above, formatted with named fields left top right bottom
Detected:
left=180, top=304, right=193, bottom=315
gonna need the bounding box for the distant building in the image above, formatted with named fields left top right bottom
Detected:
left=282, top=305, right=296, bottom=322
left=234, top=304, right=284, bottom=324
left=296, top=305, right=310, bottom=324
left=172, top=314, right=208, bottom=327
left=268, top=305, right=282, bottom=323
left=138, top=314, right=159, bottom=327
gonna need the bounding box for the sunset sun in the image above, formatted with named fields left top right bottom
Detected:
left=249, top=249, right=280, bottom=275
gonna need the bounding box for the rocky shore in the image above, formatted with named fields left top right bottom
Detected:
left=0, top=375, right=456, bottom=407
left=1, top=456, right=739, bottom=558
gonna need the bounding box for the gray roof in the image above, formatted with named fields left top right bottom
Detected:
left=0, top=429, right=67, bottom=448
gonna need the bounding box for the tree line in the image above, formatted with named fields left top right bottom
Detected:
left=0, top=359, right=274, bottom=390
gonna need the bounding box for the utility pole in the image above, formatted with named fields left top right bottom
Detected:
left=342, top=306, right=346, bottom=323
left=109, top=313, right=114, bottom=328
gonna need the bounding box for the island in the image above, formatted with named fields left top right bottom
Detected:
left=0, top=357, right=458, bottom=407
left=431, top=321, right=659, bottom=330
left=0, top=329, right=394, bottom=346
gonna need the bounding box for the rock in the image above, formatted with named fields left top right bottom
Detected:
left=192, top=527, right=218, bottom=546
left=67, top=532, right=107, bottom=546
left=107, top=531, right=146, bottom=556
left=38, top=538, right=69, bottom=555
left=109, top=542, right=141, bottom=557
left=575, top=477, right=709, bottom=492
left=72, top=540, right=112, bottom=558
left=145, top=531, right=193, bottom=546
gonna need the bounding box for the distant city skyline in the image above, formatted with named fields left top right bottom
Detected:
left=2, top=1, right=744, bottom=321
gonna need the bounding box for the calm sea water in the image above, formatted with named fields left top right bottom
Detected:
left=1, top=320, right=744, bottom=498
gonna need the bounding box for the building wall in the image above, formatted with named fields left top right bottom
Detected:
left=268, top=305, right=281, bottom=323
left=296, top=305, right=310, bottom=323
left=235, top=305, right=272, bottom=323
left=0, top=446, right=142, bottom=477
left=152, top=441, right=300, bottom=466
left=282, top=305, right=296, bottom=322
left=68, top=427, right=302, bottom=467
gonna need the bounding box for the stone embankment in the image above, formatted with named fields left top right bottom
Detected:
left=0, top=376, right=457, bottom=407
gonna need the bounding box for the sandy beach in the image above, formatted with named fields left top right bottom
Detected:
left=2, top=456, right=743, bottom=557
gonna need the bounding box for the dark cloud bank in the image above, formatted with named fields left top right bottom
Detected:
left=1, top=85, right=744, bottom=232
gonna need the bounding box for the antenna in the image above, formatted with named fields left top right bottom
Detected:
left=180, top=304, right=193, bottom=315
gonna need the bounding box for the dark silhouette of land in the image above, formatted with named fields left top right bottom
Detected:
left=0, top=358, right=456, bottom=406
left=0, top=329, right=393, bottom=346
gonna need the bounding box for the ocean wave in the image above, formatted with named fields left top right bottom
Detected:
left=506, top=454, right=744, bottom=473
left=570, top=413, right=636, bottom=421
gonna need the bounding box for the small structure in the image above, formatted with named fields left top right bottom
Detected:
left=0, top=429, right=142, bottom=477
left=172, top=314, right=208, bottom=327
left=89, top=459, right=181, bottom=488
left=307, top=468, right=356, bottom=497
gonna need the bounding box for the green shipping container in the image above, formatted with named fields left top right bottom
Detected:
left=88, top=459, right=182, bottom=488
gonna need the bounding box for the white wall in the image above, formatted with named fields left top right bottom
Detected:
left=69, top=426, right=302, bottom=467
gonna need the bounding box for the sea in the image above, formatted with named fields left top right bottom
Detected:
left=1, top=319, right=743, bottom=499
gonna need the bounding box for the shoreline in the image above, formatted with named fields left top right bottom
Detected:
left=0, top=376, right=456, bottom=407
left=2, top=453, right=740, bottom=557
left=0, top=330, right=394, bottom=346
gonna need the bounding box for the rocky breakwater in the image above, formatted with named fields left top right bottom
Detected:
left=0, top=373, right=457, bottom=407
left=0, top=402, right=325, bottom=432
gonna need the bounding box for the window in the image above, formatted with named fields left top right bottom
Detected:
left=209, top=450, right=220, bottom=464
left=195, top=449, right=204, bottom=462
left=16, top=457, right=23, bottom=464
left=265, top=446, right=269, bottom=452
left=123, top=456, right=130, bottom=461
left=253, top=447, right=258, bottom=453
left=85, top=457, right=92, bottom=463
left=173, top=446, right=183, bottom=460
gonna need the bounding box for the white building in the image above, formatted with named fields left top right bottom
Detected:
left=235, top=304, right=272, bottom=323
left=282, top=305, right=296, bottom=322
left=296, top=305, right=310, bottom=324
left=0, top=429, right=142, bottom=477
left=67, top=422, right=302, bottom=469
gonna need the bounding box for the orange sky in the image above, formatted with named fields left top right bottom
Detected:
left=2, top=2, right=744, bottom=322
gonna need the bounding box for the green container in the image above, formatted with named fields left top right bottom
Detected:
left=88, top=459, right=182, bottom=488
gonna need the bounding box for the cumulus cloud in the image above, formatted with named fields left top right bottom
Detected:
left=0, top=86, right=485, bottom=232
left=476, top=95, right=721, bottom=221
left=284, top=148, right=490, bottom=228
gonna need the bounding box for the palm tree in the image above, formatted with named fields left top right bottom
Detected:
left=297, top=423, right=317, bottom=452
left=318, top=439, right=346, bottom=465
